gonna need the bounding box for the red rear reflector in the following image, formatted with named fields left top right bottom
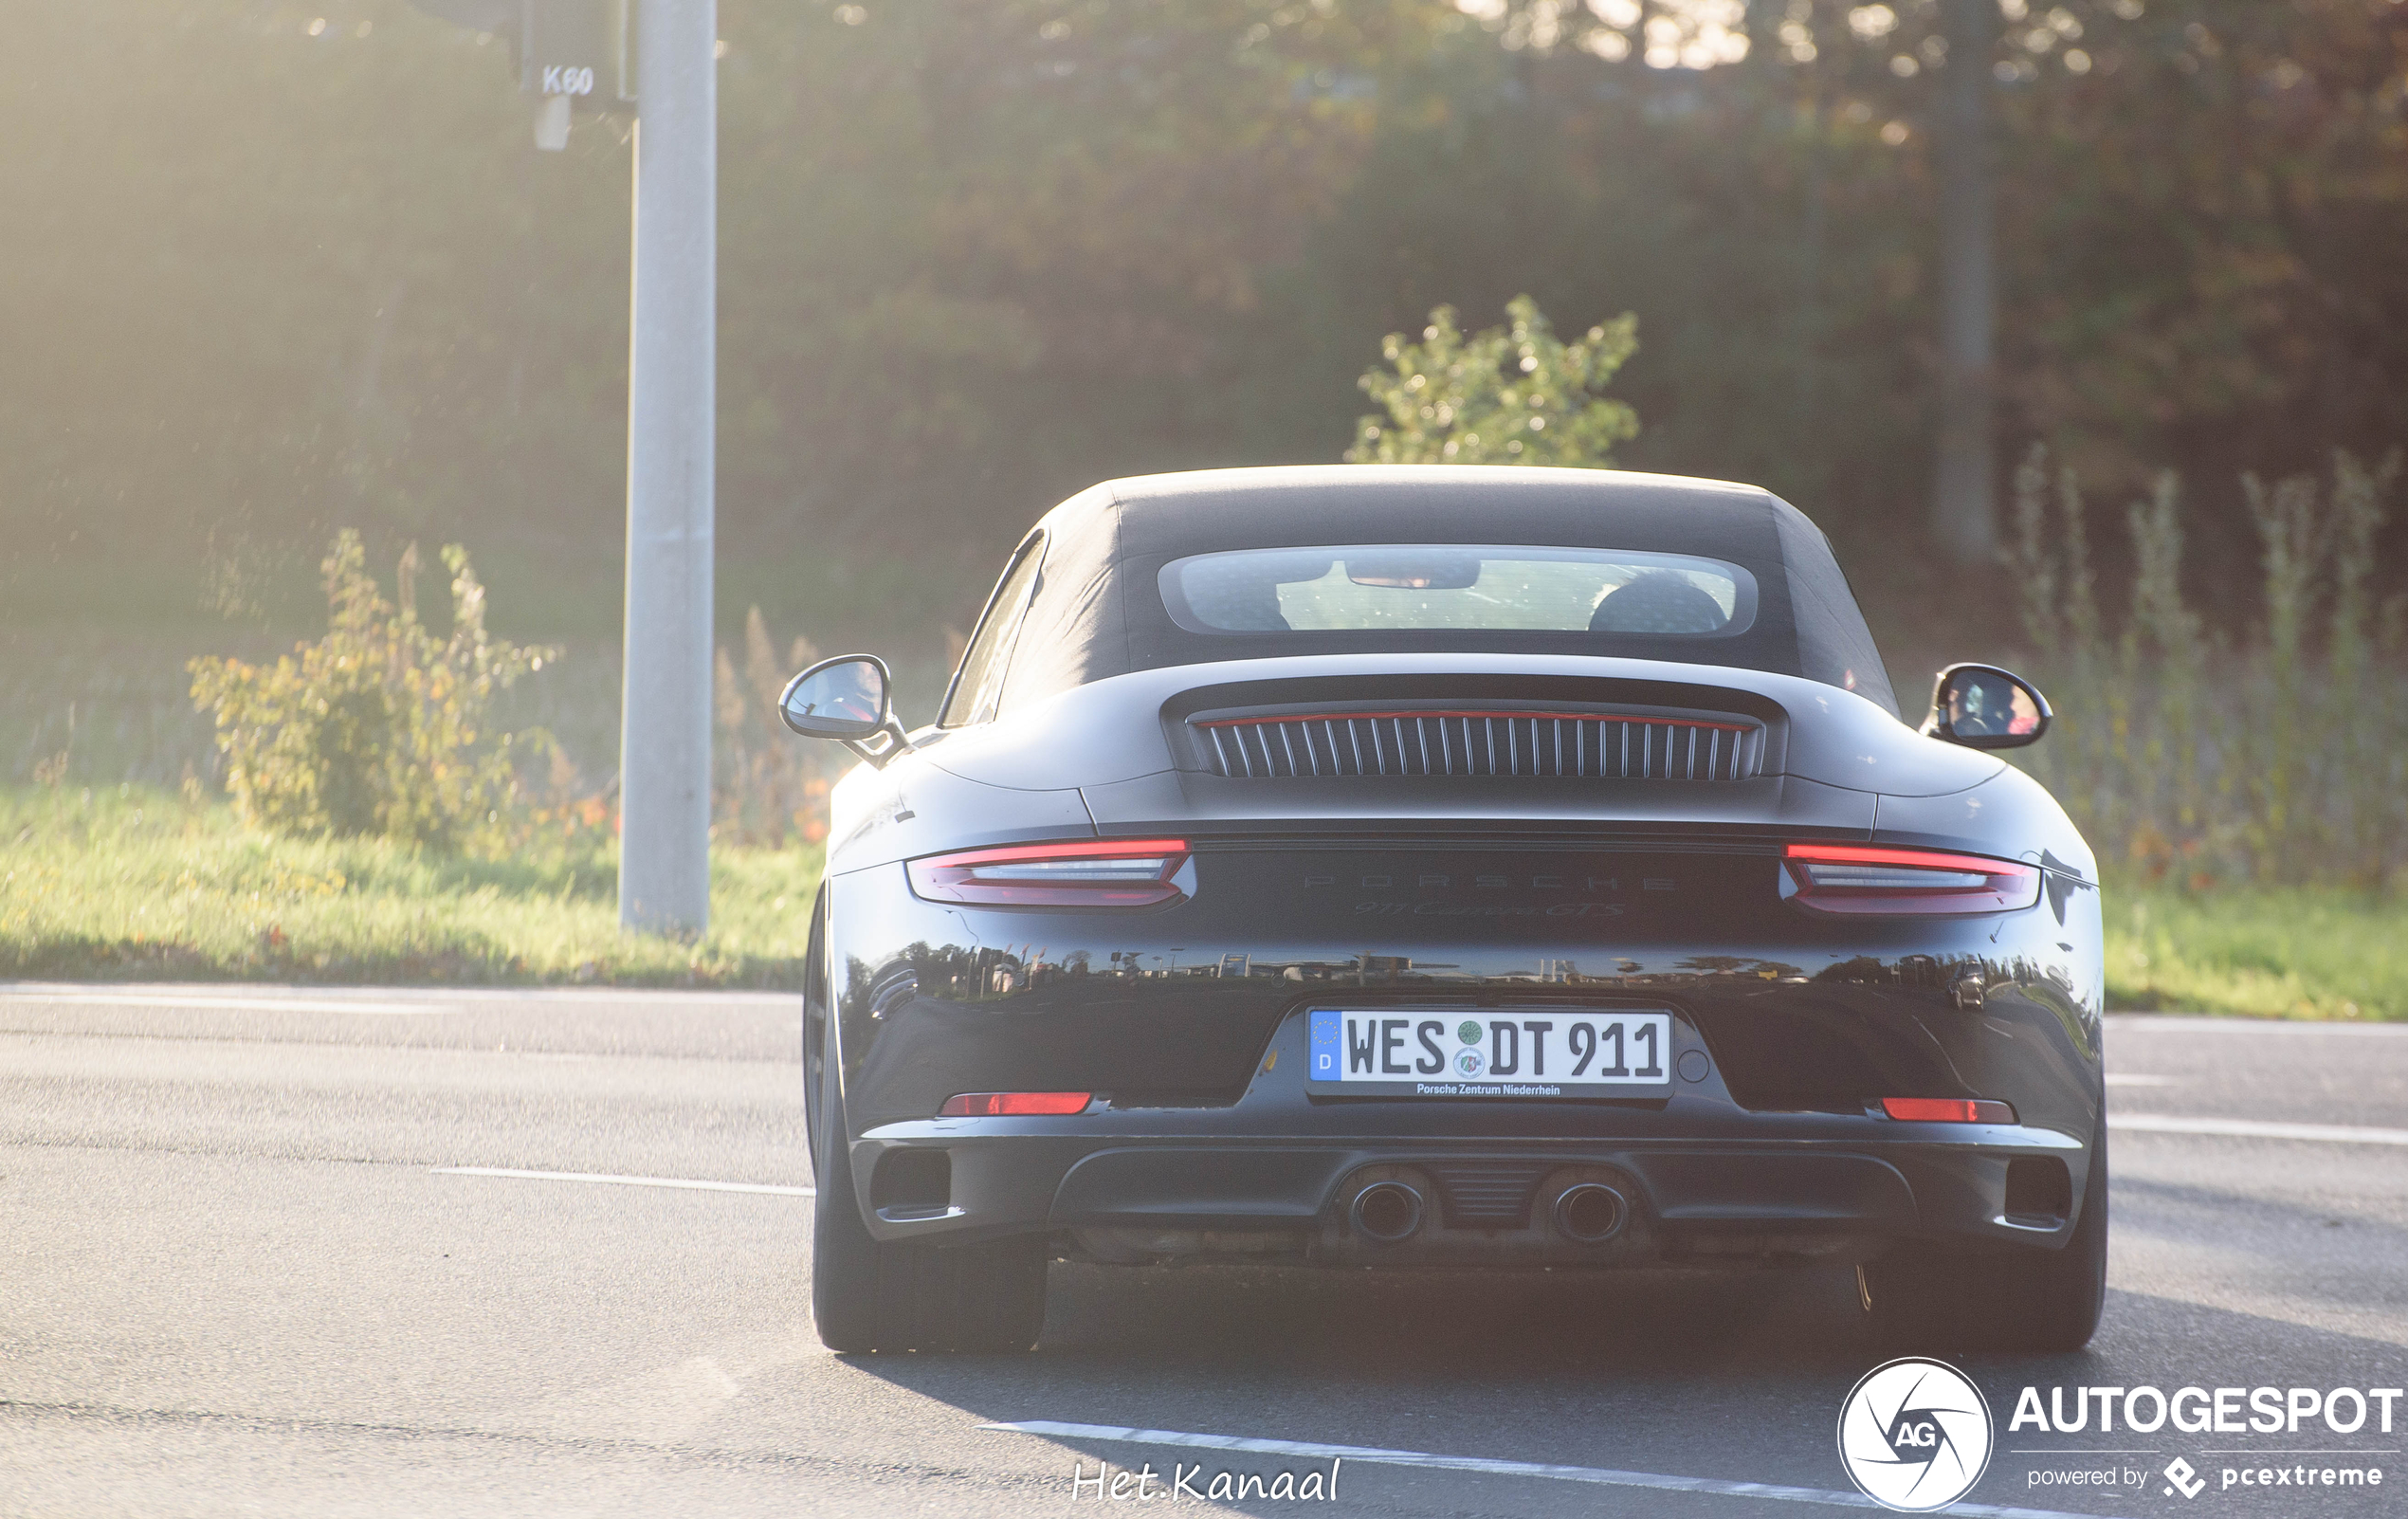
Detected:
left=1781, top=843, right=2040, bottom=916
left=906, top=839, right=1191, bottom=907
left=938, top=1091, right=1092, bottom=1117
left=1881, top=1097, right=2016, bottom=1124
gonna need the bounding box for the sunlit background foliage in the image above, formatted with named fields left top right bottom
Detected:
left=5, top=1, right=2408, bottom=899
left=7, top=2, right=2401, bottom=598
left=1347, top=295, right=1641, bottom=465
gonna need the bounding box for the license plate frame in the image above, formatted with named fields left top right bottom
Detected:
left=1304, top=1007, right=1675, bottom=1098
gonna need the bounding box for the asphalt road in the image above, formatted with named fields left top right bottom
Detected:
left=2, top=984, right=2402, bottom=1518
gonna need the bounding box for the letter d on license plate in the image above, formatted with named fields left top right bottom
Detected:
left=1305, top=1008, right=1673, bottom=1098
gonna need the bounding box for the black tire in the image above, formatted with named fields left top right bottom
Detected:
left=810, top=1041, right=1049, bottom=1354
left=1865, top=1126, right=2108, bottom=1355
left=802, top=888, right=830, bottom=1182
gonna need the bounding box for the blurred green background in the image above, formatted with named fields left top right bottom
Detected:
left=3, top=1, right=2404, bottom=1001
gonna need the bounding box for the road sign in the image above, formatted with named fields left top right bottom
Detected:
left=521, top=0, right=631, bottom=105
left=403, top=1, right=631, bottom=104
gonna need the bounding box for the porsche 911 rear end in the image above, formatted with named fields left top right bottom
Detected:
left=804, top=676, right=2105, bottom=1357
left=788, top=468, right=2107, bottom=1357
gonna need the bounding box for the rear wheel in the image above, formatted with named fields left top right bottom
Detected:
left=810, top=1042, right=1048, bottom=1354
left=1864, top=1127, right=2107, bottom=1354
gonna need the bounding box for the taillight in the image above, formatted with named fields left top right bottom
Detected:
left=1780, top=843, right=2039, bottom=916
left=1881, top=1097, right=2016, bottom=1124
left=937, top=1091, right=1092, bottom=1116
left=905, top=839, right=1191, bottom=907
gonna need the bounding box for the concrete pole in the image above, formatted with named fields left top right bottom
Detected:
left=1932, top=0, right=1998, bottom=564
left=619, top=0, right=716, bottom=933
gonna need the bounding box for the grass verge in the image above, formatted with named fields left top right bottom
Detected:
left=0, top=785, right=818, bottom=987
left=4, top=785, right=2400, bottom=1015
left=2103, top=883, right=2405, bottom=1020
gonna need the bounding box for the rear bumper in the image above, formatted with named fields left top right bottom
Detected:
left=827, top=841, right=2107, bottom=1139
left=845, top=1009, right=2094, bottom=1267
left=853, top=1132, right=2086, bottom=1268
left=822, top=837, right=2105, bottom=1267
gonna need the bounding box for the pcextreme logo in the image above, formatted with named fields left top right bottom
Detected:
left=2163, top=1457, right=2207, bottom=1499
left=1837, top=1358, right=1996, bottom=1512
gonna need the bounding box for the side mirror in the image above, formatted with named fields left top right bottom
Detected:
left=1924, top=663, right=2052, bottom=750
left=778, top=654, right=916, bottom=766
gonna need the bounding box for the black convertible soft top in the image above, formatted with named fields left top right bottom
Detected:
left=995, top=466, right=1900, bottom=719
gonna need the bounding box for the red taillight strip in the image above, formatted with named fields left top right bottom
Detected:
left=1784, top=843, right=2035, bottom=877
left=1882, top=1097, right=2017, bottom=1124
left=906, top=839, right=1192, bottom=908
left=938, top=1091, right=1092, bottom=1117
left=916, top=838, right=1188, bottom=867
left=1780, top=840, right=2041, bottom=917
left=1194, top=711, right=1754, bottom=732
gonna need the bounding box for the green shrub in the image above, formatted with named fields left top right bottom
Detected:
left=1346, top=294, right=1639, bottom=467
left=2005, top=447, right=2406, bottom=891
left=188, top=532, right=558, bottom=852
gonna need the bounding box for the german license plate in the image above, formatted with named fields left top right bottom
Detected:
left=1305, top=1009, right=1672, bottom=1097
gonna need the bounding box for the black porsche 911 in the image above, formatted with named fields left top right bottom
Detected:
left=778, top=466, right=2106, bottom=1356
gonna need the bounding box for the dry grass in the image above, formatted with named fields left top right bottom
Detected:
left=2007, top=448, right=2408, bottom=891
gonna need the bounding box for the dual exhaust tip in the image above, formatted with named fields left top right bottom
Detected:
left=1349, top=1180, right=1426, bottom=1242
left=1552, top=1181, right=1628, bottom=1243
left=1346, top=1179, right=1627, bottom=1245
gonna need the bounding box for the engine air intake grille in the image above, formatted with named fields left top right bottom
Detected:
left=1193, top=710, right=1761, bottom=781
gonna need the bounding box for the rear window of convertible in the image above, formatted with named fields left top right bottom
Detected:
left=1159, top=544, right=1758, bottom=637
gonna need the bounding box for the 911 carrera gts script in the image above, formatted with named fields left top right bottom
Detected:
left=1305, top=873, right=1645, bottom=890
left=1306, top=1009, right=1671, bottom=1095
left=1353, top=900, right=1624, bottom=918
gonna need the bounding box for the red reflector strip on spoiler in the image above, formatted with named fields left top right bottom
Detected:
left=1191, top=710, right=1754, bottom=732
left=1881, top=1097, right=2016, bottom=1124
left=938, top=1091, right=1092, bottom=1117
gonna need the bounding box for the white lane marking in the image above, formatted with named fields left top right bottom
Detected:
left=981, top=1420, right=2094, bottom=1519
left=2103, top=1074, right=2174, bottom=1087
left=433, top=1166, right=813, bottom=1196
left=2, top=991, right=448, bottom=1016
left=2110, top=1114, right=2408, bottom=1146
left=2107, top=1016, right=2408, bottom=1037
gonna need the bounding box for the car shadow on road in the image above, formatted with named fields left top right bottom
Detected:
left=837, top=1260, right=1902, bottom=1515
left=1031, top=1257, right=1871, bottom=1372
left=822, top=1258, right=2408, bottom=1516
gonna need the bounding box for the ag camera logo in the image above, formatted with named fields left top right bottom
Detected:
left=1837, top=1358, right=1995, bottom=1511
